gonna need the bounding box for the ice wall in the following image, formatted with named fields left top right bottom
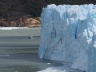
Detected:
left=39, top=4, right=96, bottom=72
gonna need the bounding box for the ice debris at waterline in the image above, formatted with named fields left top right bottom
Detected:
left=38, top=4, right=96, bottom=72
left=38, top=64, right=83, bottom=72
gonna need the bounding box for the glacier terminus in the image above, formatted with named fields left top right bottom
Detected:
left=39, top=4, right=96, bottom=72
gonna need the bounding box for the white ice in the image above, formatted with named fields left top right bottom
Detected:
left=0, top=27, right=29, bottom=30
left=38, top=63, right=83, bottom=72
left=39, top=4, right=96, bottom=72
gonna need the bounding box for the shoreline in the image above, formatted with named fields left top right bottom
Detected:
left=0, top=27, right=41, bottom=30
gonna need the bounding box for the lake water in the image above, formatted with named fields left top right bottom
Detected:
left=0, top=36, right=63, bottom=72
left=0, top=28, right=83, bottom=72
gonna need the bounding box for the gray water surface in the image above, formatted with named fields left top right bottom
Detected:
left=0, top=36, right=63, bottom=72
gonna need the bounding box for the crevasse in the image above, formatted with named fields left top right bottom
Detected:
left=38, top=4, right=96, bottom=72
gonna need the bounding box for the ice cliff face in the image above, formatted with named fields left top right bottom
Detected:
left=39, top=4, right=96, bottom=72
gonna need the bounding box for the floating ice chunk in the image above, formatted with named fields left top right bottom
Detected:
left=38, top=64, right=83, bottom=72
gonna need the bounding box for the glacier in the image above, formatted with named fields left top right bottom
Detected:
left=38, top=4, right=96, bottom=72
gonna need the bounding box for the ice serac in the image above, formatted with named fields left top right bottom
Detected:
left=38, top=4, right=96, bottom=72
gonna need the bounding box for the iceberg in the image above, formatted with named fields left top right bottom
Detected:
left=39, top=4, right=96, bottom=72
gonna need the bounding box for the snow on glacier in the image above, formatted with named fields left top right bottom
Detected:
left=39, top=4, right=96, bottom=72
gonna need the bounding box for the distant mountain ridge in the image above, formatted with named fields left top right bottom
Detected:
left=0, top=17, right=41, bottom=27
left=0, top=0, right=95, bottom=18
